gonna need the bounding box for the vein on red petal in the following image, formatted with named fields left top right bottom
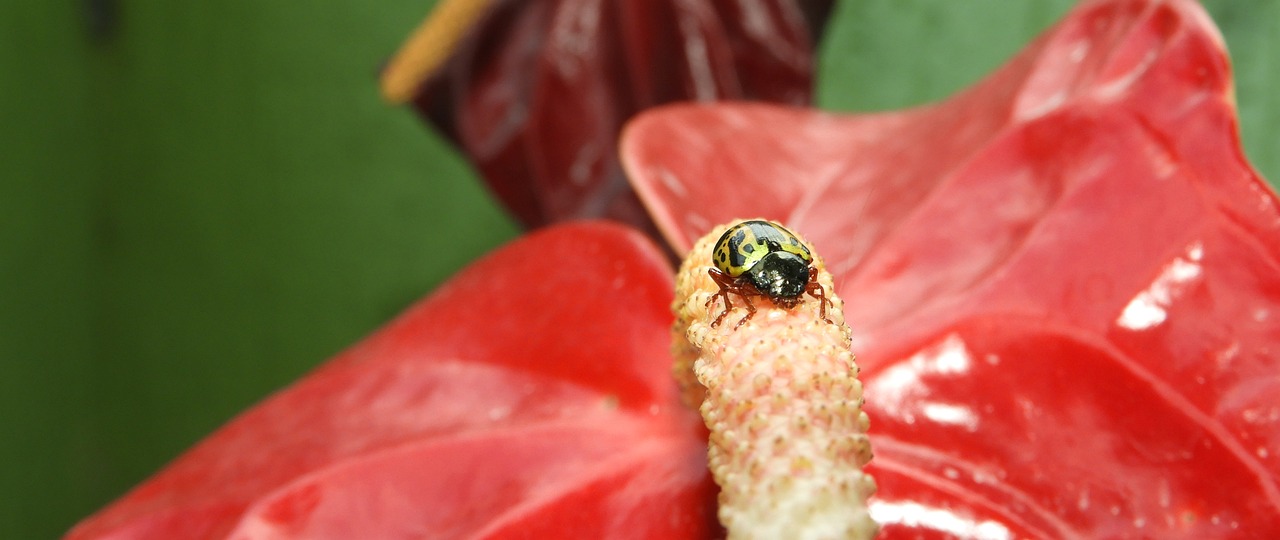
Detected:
left=869, top=438, right=1069, bottom=539
left=224, top=415, right=709, bottom=539
left=866, top=317, right=1280, bottom=534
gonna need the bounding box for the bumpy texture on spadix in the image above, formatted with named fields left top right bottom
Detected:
left=673, top=220, right=877, bottom=539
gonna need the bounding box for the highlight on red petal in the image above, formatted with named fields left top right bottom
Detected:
left=66, top=222, right=717, bottom=540
left=623, top=0, right=1280, bottom=536
left=386, top=0, right=831, bottom=231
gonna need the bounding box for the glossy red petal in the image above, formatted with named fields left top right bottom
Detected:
left=623, top=0, right=1280, bottom=536
left=409, top=0, right=827, bottom=230
left=67, top=222, right=716, bottom=539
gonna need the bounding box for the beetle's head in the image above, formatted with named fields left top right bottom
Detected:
left=747, top=252, right=808, bottom=300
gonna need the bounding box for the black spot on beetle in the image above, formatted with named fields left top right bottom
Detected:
left=742, top=243, right=755, bottom=254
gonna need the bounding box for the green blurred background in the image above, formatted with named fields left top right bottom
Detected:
left=2, top=1, right=1275, bottom=537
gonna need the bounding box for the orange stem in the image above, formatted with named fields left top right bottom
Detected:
left=380, top=0, right=494, bottom=104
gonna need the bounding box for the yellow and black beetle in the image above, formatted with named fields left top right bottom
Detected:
left=706, top=219, right=833, bottom=328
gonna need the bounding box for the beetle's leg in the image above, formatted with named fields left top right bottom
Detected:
left=733, top=292, right=759, bottom=329
left=806, top=266, right=834, bottom=324
left=707, top=269, right=737, bottom=327
left=707, top=269, right=766, bottom=329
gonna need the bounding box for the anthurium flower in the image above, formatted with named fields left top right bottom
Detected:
left=623, top=0, right=1280, bottom=535
left=70, top=0, right=1280, bottom=538
left=380, top=0, right=833, bottom=232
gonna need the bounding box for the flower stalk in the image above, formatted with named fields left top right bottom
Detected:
left=672, top=220, right=877, bottom=539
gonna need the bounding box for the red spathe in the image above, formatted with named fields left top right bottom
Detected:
left=624, top=0, right=1280, bottom=536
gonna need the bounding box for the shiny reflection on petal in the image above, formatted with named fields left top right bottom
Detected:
left=921, top=402, right=979, bottom=431
left=870, top=500, right=1013, bottom=540
left=1116, top=242, right=1203, bottom=331
left=870, top=334, right=974, bottom=422
left=1118, top=294, right=1167, bottom=330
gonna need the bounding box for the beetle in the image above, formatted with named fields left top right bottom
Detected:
left=705, top=219, right=833, bottom=328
